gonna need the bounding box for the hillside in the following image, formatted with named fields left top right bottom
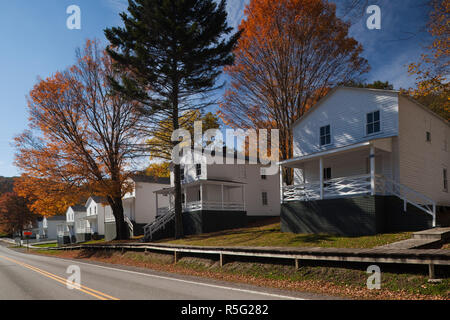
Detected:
left=0, top=176, right=16, bottom=195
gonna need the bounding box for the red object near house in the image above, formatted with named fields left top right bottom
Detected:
left=23, top=231, right=32, bottom=236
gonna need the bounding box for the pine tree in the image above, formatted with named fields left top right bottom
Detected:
left=105, top=0, right=240, bottom=239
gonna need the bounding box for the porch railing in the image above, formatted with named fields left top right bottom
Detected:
left=282, top=174, right=371, bottom=202
left=158, top=201, right=246, bottom=214
left=281, top=173, right=436, bottom=227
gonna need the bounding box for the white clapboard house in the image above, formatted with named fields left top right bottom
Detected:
left=279, top=87, right=449, bottom=236
left=121, top=175, right=171, bottom=236
left=144, top=151, right=280, bottom=241
left=60, top=176, right=170, bottom=243
left=63, top=204, right=87, bottom=243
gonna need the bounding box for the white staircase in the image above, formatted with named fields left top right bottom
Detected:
left=124, top=215, right=134, bottom=237
left=143, top=208, right=175, bottom=242
left=375, top=174, right=437, bottom=227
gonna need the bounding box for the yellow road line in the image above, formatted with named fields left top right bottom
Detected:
left=0, top=254, right=119, bottom=300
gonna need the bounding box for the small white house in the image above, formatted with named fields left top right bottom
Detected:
left=37, top=216, right=66, bottom=240
left=122, top=175, right=171, bottom=230
left=279, top=87, right=449, bottom=235
left=85, top=196, right=111, bottom=237
left=145, top=151, right=280, bottom=240
left=64, top=205, right=87, bottom=243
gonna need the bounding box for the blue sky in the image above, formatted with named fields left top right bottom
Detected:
left=0, top=0, right=432, bottom=177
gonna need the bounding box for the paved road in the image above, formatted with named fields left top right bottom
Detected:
left=0, top=243, right=337, bottom=300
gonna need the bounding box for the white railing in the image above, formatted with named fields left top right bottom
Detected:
left=323, top=174, right=371, bottom=198
left=144, top=208, right=175, bottom=241
left=157, top=207, right=170, bottom=216
left=124, top=215, right=134, bottom=237
left=282, top=174, right=371, bottom=202
left=375, top=174, right=436, bottom=226
left=159, top=201, right=246, bottom=213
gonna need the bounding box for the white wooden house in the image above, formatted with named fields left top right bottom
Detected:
left=122, top=176, right=171, bottom=234
left=144, top=152, right=280, bottom=240
left=64, top=205, right=87, bottom=243
left=279, top=87, right=449, bottom=236
left=37, top=216, right=66, bottom=240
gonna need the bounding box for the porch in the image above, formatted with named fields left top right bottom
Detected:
left=279, top=139, right=436, bottom=227
left=154, top=179, right=246, bottom=216
left=280, top=140, right=391, bottom=201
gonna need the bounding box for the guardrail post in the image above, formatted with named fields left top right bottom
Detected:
left=428, top=264, right=435, bottom=279
left=174, top=251, right=180, bottom=264
left=220, top=253, right=225, bottom=267
left=295, top=258, right=300, bottom=270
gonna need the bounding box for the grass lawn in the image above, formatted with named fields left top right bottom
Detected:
left=160, top=222, right=412, bottom=249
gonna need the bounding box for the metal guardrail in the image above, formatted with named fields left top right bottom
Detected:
left=29, top=241, right=450, bottom=279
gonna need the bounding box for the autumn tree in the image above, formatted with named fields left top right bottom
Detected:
left=408, top=0, right=449, bottom=120
left=14, top=40, right=143, bottom=240
left=14, top=175, right=89, bottom=217
left=147, top=110, right=221, bottom=161
left=105, top=0, right=240, bottom=239
left=219, top=0, right=369, bottom=184
left=145, top=162, right=170, bottom=178
left=0, top=192, right=37, bottom=237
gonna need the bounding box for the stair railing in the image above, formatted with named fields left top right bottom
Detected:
left=375, top=174, right=436, bottom=227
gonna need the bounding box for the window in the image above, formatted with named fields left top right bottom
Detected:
left=366, top=111, right=381, bottom=135
left=262, top=192, right=268, bottom=206
left=426, top=131, right=431, bottom=142
left=196, top=164, right=202, bottom=176
left=444, top=169, right=448, bottom=192
left=261, top=174, right=267, bottom=180
left=320, top=125, right=331, bottom=146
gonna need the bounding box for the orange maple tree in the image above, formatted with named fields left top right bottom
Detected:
left=0, top=192, right=38, bottom=236
left=219, top=0, right=369, bottom=183
left=407, top=0, right=449, bottom=120
left=14, top=40, right=142, bottom=239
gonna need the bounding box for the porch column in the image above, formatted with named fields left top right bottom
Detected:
left=370, top=146, right=375, bottom=196
left=242, top=186, right=246, bottom=210
left=184, top=186, right=187, bottom=209
left=221, top=184, right=224, bottom=209
left=155, top=193, right=159, bottom=216
left=319, top=157, right=324, bottom=200
left=200, top=183, right=203, bottom=210
left=279, top=165, right=284, bottom=204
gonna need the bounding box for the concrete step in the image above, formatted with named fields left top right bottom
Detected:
left=377, top=238, right=441, bottom=250
left=412, top=227, right=450, bottom=241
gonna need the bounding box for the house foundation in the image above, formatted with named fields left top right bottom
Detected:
left=281, top=195, right=433, bottom=236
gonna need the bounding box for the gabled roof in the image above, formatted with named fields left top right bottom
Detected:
left=291, top=86, right=448, bottom=129
left=131, top=175, right=170, bottom=185
left=68, top=204, right=86, bottom=213
left=291, top=87, right=400, bottom=129
left=45, top=215, right=66, bottom=221
left=86, top=196, right=108, bottom=207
